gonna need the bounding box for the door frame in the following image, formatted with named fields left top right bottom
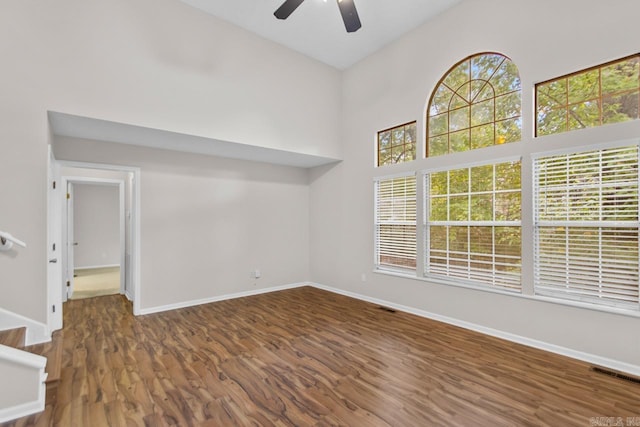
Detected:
left=64, top=180, right=74, bottom=302
left=47, top=160, right=141, bottom=323
left=63, top=178, right=125, bottom=300
left=47, top=146, right=63, bottom=331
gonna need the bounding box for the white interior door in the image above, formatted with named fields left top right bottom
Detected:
left=65, top=182, right=75, bottom=300
left=47, top=148, right=63, bottom=330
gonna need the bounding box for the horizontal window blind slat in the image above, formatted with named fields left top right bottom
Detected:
left=375, top=176, right=417, bottom=270
left=535, top=289, right=639, bottom=308
left=427, top=266, right=521, bottom=290
left=537, top=275, right=639, bottom=286
left=535, top=282, right=639, bottom=294
left=534, top=280, right=639, bottom=295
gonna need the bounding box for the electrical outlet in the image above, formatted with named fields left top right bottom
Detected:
left=361, top=273, right=367, bottom=282
left=254, top=269, right=261, bottom=279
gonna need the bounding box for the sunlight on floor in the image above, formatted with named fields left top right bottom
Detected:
left=71, top=267, right=120, bottom=300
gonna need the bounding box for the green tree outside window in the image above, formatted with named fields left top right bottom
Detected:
left=536, top=54, right=640, bottom=136
left=427, top=53, right=522, bottom=156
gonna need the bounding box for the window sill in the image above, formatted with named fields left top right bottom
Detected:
left=372, top=269, right=640, bottom=319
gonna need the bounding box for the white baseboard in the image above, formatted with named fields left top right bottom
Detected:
left=0, top=346, right=47, bottom=423
left=308, top=282, right=640, bottom=378
left=0, top=397, right=46, bottom=424
left=0, top=344, right=47, bottom=369
left=0, top=309, right=50, bottom=346
left=138, top=283, right=306, bottom=316
left=74, top=264, right=120, bottom=271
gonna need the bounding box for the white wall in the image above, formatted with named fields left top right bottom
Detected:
left=72, top=184, right=120, bottom=269
left=54, top=137, right=310, bottom=311
left=0, top=0, right=340, bottom=323
left=310, top=0, right=640, bottom=368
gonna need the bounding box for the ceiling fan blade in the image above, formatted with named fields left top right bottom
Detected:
left=337, top=0, right=361, bottom=33
left=274, top=0, right=305, bottom=20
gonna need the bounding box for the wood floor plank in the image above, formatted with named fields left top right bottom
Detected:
left=2, top=286, right=639, bottom=426
left=0, top=327, right=26, bottom=349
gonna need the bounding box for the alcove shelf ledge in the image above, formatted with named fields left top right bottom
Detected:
left=48, top=111, right=341, bottom=169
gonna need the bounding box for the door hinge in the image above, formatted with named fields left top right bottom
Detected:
left=52, top=243, right=56, bottom=251
left=52, top=181, right=56, bottom=190
left=67, top=193, right=70, bottom=199
left=66, top=280, right=70, bottom=287
left=52, top=305, right=56, bottom=313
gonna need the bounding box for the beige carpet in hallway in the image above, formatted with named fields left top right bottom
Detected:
left=71, top=266, right=120, bottom=300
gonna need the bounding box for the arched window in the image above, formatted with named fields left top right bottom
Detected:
left=427, top=53, right=522, bottom=157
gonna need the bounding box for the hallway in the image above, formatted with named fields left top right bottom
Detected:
left=70, top=267, right=120, bottom=300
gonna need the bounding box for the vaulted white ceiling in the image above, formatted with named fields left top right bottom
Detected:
left=178, top=0, right=462, bottom=69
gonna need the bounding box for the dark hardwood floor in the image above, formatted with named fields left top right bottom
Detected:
left=3, top=286, right=639, bottom=426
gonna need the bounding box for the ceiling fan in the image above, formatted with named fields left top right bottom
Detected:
left=274, top=0, right=362, bottom=33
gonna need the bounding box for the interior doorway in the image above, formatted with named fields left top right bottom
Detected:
left=47, top=157, right=141, bottom=332
left=67, top=181, right=123, bottom=300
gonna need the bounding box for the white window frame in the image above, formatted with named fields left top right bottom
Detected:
left=532, top=142, right=640, bottom=310
left=422, top=157, right=522, bottom=292
left=374, top=172, right=417, bottom=274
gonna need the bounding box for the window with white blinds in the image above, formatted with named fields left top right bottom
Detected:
left=534, top=145, right=640, bottom=309
left=425, top=161, right=522, bottom=291
left=375, top=175, right=417, bottom=271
